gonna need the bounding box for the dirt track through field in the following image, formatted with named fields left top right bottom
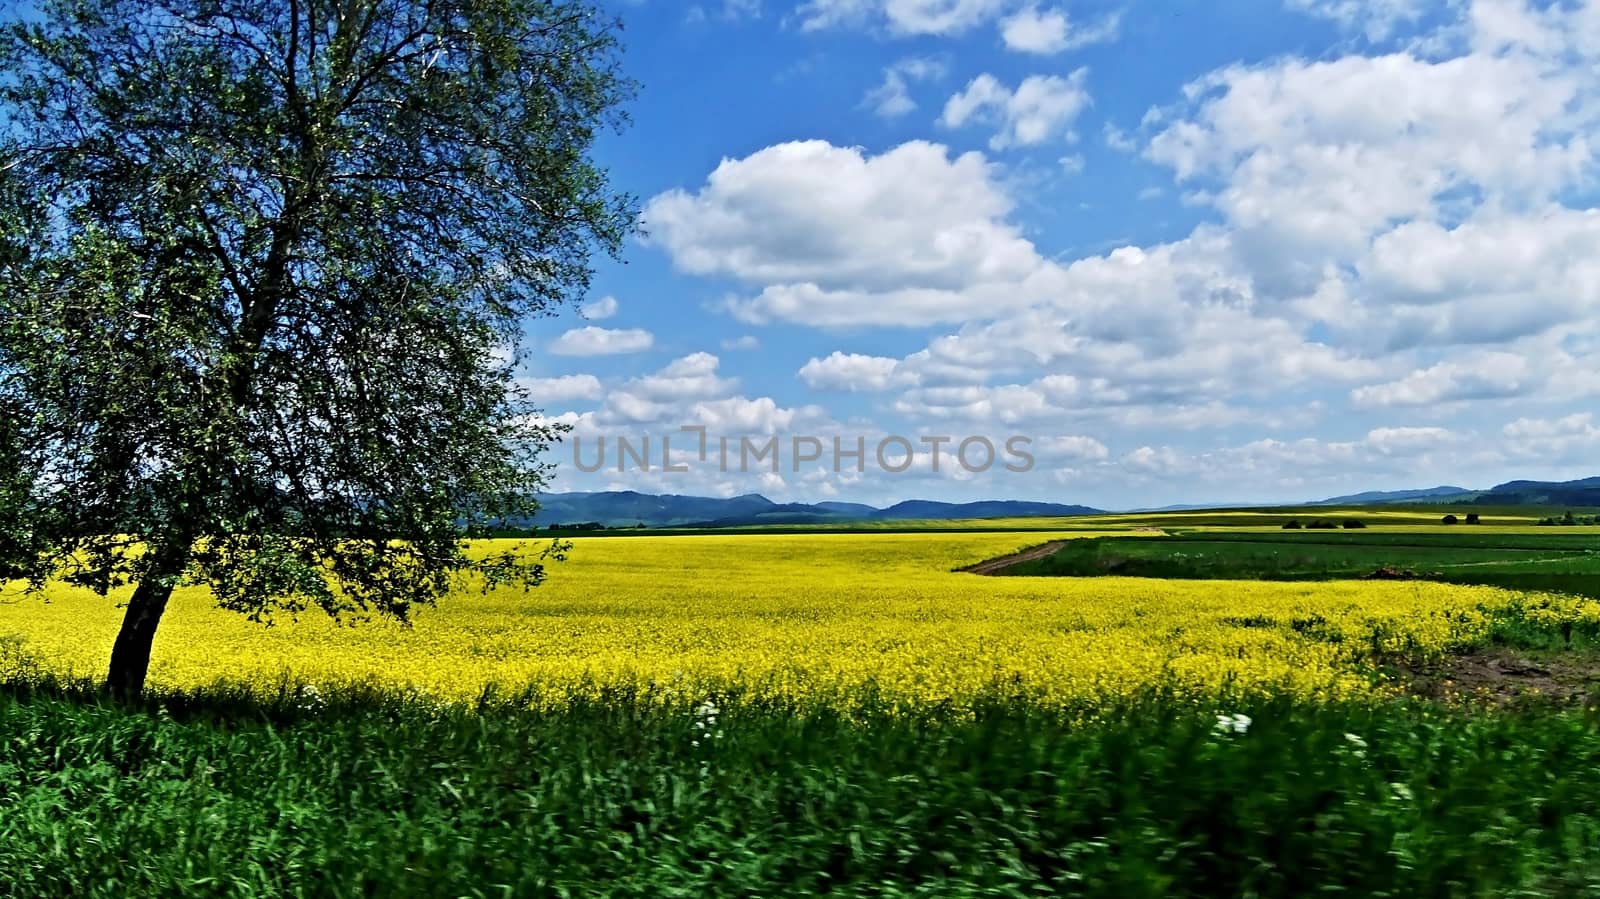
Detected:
left=960, top=541, right=1071, bottom=575
left=961, top=529, right=1168, bottom=575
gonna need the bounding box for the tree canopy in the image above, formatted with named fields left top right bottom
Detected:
left=0, top=0, right=636, bottom=694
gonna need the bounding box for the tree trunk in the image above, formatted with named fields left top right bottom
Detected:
left=106, top=534, right=193, bottom=698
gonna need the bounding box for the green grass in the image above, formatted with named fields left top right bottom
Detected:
left=1001, top=532, right=1600, bottom=599
left=1062, top=506, right=1576, bottom=529
left=6, top=677, right=1600, bottom=898
left=1174, top=531, right=1600, bottom=551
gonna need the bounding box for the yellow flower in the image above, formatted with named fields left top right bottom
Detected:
left=0, top=531, right=1576, bottom=713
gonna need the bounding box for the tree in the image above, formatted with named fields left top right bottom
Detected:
left=1441, top=514, right=1459, bottom=525
left=0, top=0, right=635, bottom=695
left=0, top=395, right=50, bottom=584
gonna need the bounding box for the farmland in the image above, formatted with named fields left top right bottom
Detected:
left=1000, top=529, right=1600, bottom=599
left=7, top=520, right=1600, bottom=895
left=5, top=529, right=1592, bottom=709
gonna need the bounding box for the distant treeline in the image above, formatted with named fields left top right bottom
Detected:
left=1537, top=511, right=1600, bottom=526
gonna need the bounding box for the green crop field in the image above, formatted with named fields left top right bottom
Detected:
left=999, top=529, right=1600, bottom=599
left=10, top=682, right=1600, bottom=898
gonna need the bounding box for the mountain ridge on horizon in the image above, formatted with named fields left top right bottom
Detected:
left=530, top=490, right=1101, bottom=528
left=1308, top=485, right=1474, bottom=506
left=529, top=475, right=1600, bottom=528
left=1307, top=476, right=1600, bottom=508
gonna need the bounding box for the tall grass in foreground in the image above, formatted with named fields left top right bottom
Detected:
left=5, top=678, right=1600, bottom=898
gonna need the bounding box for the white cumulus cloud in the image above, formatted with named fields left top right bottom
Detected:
left=999, top=5, right=1121, bottom=54
left=579, top=296, right=619, bottom=320
left=643, top=139, right=1043, bottom=326
left=798, top=352, right=910, bottom=390
left=1284, top=0, right=1426, bottom=40
left=795, top=0, right=1007, bottom=34
left=941, top=70, right=1091, bottom=149
left=521, top=374, right=604, bottom=403
left=862, top=56, right=947, bottom=118
left=549, top=326, right=655, bottom=356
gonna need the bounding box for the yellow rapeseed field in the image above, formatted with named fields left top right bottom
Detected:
left=0, top=531, right=1585, bottom=710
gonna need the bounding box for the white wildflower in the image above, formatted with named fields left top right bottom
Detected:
left=1213, top=713, right=1252, bottom=735
left=691, top=699, right=724, bottom=748
left=295, top=683, right=324, bottom=711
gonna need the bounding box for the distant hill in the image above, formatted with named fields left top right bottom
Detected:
left=526, top=476, right=1600, bottom=529
left=814, top=501, right=879, bottom=516
left=527, top=491, right=1100, bottom=529
left=1307, top=478, right=1600, bottom=508
left=872, top=500, right=1100, bottom=520
left=1310, top=486, right=1476, bottom=506
left=531, top=491, right=776, bottom=528
left=1131, top=502, right=1278, bottom=512
left=1473, top=477, right=1600, bottom=507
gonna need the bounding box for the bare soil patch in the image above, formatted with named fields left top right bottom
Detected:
left=1395, top=649, right=1600, bottom=707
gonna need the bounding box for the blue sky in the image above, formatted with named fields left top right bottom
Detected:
left=522, top=0, right=1600, bottom=509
